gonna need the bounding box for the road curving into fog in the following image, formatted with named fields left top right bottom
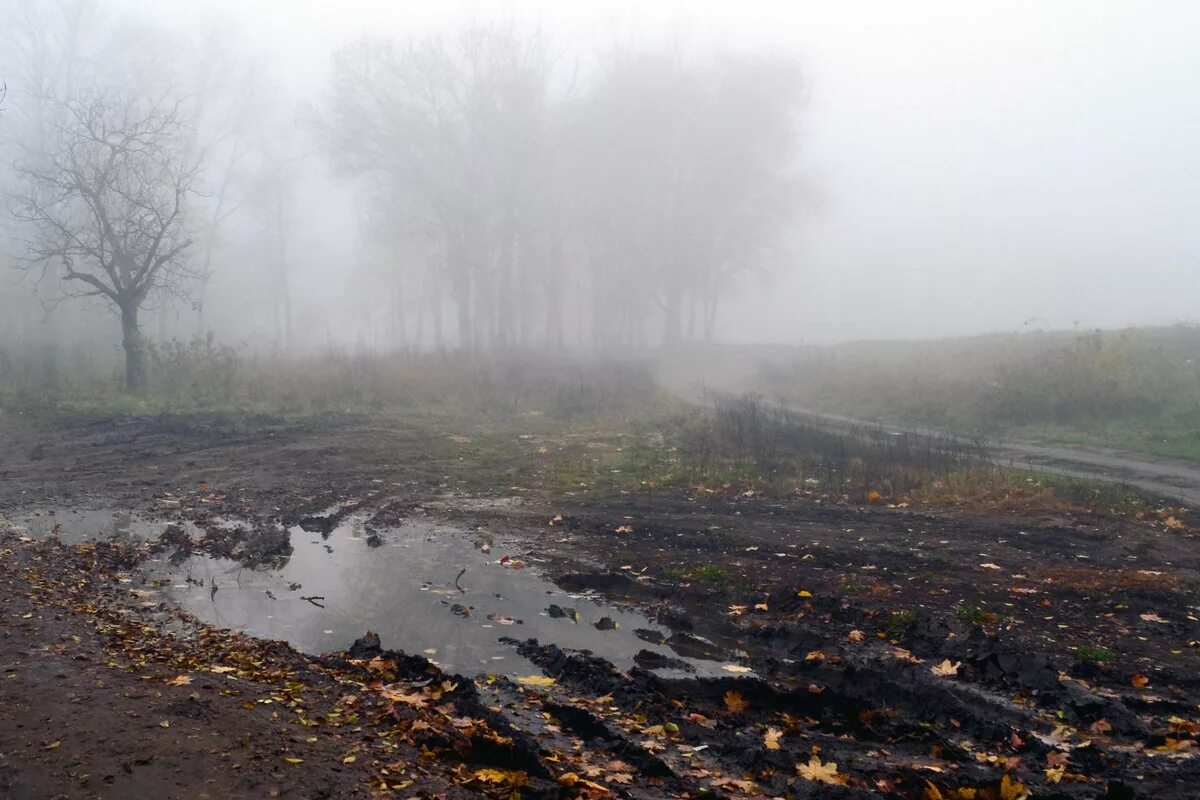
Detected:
left=780, top=403, right=1200, bottom=508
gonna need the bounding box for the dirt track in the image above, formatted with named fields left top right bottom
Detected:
left=779, top=404, right=1200, bottom=507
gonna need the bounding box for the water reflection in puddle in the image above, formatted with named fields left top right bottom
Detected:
left=3, top=507, right=199, bottom=545
left=150, top=515, right=725, bottom=677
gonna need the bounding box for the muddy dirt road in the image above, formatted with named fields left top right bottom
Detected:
left=2, top=410, right=1200, bottom=798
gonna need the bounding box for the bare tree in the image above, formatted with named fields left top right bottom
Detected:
left=12, top=89, right=200, bottom=390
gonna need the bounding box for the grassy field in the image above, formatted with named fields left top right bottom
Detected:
left=756, top=325, right=1200, bottom=461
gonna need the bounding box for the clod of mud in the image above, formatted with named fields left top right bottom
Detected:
left=633, top=649, right=694, bottom=672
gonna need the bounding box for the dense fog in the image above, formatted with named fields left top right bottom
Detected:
left=1, top=0, right=1197, bottom=387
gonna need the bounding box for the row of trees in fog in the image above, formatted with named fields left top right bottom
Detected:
left=0, top=0, right=805, bottom=389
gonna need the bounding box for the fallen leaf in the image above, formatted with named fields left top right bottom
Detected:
left=847, top=629, right=865, bottom=642
left=764, top=727, right=783, bottom=750
left=722, top=664, right=752, bottom=674
left=1132, top=673, right=1150, bottom=689
left=999, top=774, right=1028, bottom=800
left=284, top=757, right=303, bottom=764
left=796, top=756, right=843, bottom=785
left=723, top=690, right=748, bottom=713
left=979, top=563, right=1002, bottom=570
left=166, top=675, right=192, bottom=686
left=931, top=659, right=961, bottom=677
left=517, top=674, right=556, bottom=686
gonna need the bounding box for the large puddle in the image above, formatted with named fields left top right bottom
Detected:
left=146, top=514, right=728, bottom=678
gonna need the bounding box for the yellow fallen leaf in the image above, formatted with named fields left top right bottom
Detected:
left=764, top=727, right=783, bottom=750
left=284, top=757, right=303, bottom=764
left=516, top=675, right=556, bottom=686
left=166, top=675, right=192, bottom=686
left=930, top=659, right=961, bottom=677
left=796, top=756, right=843, bottom=785
left=1000, top=774, right=1028, bottom=800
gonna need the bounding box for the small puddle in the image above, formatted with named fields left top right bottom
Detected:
left=2, top=507, right=201, bottom=545
left=148, top=514, right=728, bottom=678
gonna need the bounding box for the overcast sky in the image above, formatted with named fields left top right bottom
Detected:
left=125, top=0, right=1200, bottom=344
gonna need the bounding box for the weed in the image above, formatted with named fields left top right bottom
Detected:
left=954, top=603, right=996, bottom=626
left=885, top=610, right=917, bottom=638
left=1073, top=645, right=1116, bottom=665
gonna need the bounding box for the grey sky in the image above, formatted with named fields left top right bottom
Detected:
left=121, top=0, right=1200, bottom=344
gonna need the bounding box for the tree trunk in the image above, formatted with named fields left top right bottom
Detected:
left=120, top=303, right=146, bottom=392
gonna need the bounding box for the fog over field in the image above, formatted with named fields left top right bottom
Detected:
left=2, top=0, right=1196, bottom=362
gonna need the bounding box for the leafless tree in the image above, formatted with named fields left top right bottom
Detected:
left=12, top=88, right=201, bottom=390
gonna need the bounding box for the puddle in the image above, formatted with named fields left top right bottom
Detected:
left=148, top=515, right=729, bottom=678
left=1, top=507, right=200, bottom=545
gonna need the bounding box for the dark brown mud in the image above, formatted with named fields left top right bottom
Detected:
left=2, top=410, right=1199, bottom=797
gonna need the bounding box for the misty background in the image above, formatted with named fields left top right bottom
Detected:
left=1, top=0, right=1197, bottom=368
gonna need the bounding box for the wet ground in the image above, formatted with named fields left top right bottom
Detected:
left=2, top=410, right=1200, bottom=798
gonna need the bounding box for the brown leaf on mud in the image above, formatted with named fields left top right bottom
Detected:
left=796, top=756, right=845, bottom=785
left=517, top=674, right=556, bottom=686
left=1132, top=673, right=1150, bottom=689
left=472, top=768, right=528, bottom=787
left=763, top=727, right=783, bottom=750
left=930, top=659, right=961, bottom=677
left=166, top=675, right=192, bottom=686
left=723, top=690, right=748, bottom=714
left=847, top=629, right=866, bottom=642
left=890, top=646, right=922, bottom=663
left=1000, top=774, right=1029, bottom=800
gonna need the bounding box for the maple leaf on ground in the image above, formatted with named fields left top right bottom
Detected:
left=1131, top=673, right=1150, bottom=689
left=847, top=629, right=866, bottom=642
left=763, top=727, right=783, bottom=750
left=166, top=674, right=192, bottom=686
left=1000, top=774, right=1029, bottom=800
left=723, top=691, right=748, bottom=714
left=930, top=659, right=961, bottom=677
left=796, top=756, right=844, bottom=785
left=473, top=768, right=528, bottom=786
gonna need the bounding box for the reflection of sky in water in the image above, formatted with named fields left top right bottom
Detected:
left=149, top=516, right=725, bottom=677
left=4, top=508, right=197, bottom=545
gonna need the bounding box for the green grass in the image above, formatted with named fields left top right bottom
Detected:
left=954, top=603, right=997, bottom=626
left=665, top=564, right=729, bottom=585
left=1073, top=645, right=1116, bottom=665
left=884, top=610, right=917, bottom=638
